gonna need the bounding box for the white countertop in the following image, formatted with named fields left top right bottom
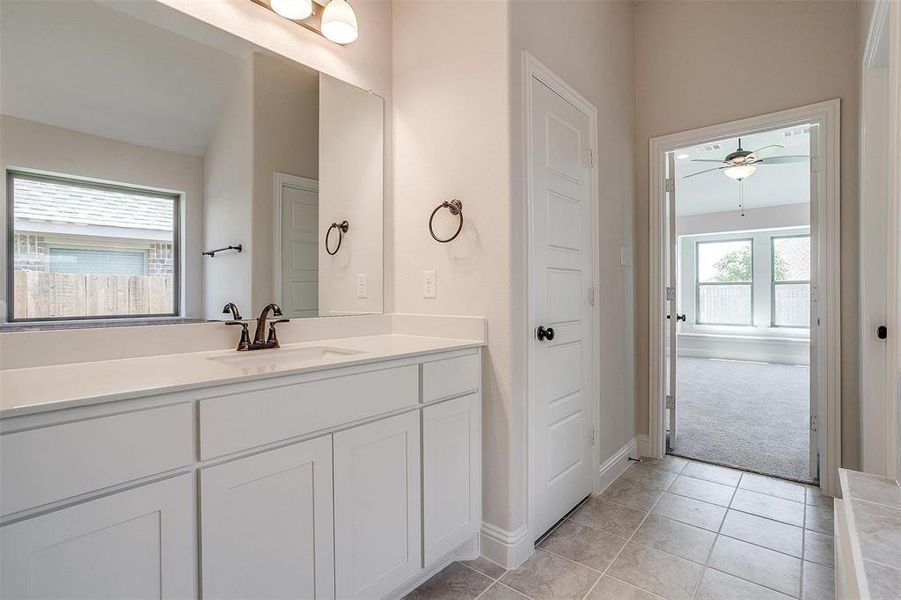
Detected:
left=0, top=334, right=483, bottom=418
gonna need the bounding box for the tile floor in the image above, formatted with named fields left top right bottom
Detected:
left=405, top=457, right=835, bottom=600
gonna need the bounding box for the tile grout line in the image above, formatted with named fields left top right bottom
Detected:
left=799, top=497, right=807, bottom=599
left=687, top=469, right=741, bottom=599
left=576, top=457, right=690, bottom=600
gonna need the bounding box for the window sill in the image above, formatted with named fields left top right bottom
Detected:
left=0, top=317, right=205, bottom=332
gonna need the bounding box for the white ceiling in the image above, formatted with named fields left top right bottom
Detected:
left=674, top=125, right=811, bottom=216
left=0, top=0, right=253, bottom=157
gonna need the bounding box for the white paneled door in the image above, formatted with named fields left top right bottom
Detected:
left=276, top=174, right=319, bottom=318
left=529, top=72, right=595, bottom=540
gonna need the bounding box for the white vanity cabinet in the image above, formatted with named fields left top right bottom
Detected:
left=422, top=393, right=482, bottom=564
left=0, top=474, right=195, bottom=599
left=200, top=436, right=334, bottom=600
left=0, top=346, right=482, bottom=600
left=334, top=411, right=422, bottom=599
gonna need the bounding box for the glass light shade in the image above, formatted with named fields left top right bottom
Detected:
left=270, top=0, right=312, bottom=20
left=724, top=165, right=757, bottom=180
left=321, top=0, right=358, bottom=44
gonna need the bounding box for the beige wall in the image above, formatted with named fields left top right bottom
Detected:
left=392, top=0, right=515, bottom=532
left=251, top=53, right=319, bottom=313
left=0, top=115, right=205, bottom=318
left=634, top=0, right=863, bottom=469
left=393, top=0, right=636, bottom=557
left=509, top=0, right=637, bottom=492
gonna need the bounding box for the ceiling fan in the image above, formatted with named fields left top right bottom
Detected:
left=683, top=138, right=809, bottom=181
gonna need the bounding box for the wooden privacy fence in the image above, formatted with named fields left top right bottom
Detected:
left=13, top=270, right=174, bottom=318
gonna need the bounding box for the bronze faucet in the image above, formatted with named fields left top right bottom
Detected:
left=253, top=303, right=283, bottom=346
left=223, top=303, right=290, bottom=351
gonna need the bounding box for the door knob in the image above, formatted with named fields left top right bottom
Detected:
left=536, top=325, right=555, bottom=341
left=666, top=314, right=686, bottom=322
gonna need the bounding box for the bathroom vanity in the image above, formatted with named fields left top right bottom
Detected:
left=0, top=326, right=484, bottom=599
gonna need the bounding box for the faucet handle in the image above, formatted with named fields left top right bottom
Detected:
left=267, top=319, right=290, bottom=346
left=225, top=320, right=251, bottom=351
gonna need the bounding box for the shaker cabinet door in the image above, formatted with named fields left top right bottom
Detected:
left=333, top=411, right=422, bottom=599
left=423, top=393, right=481, bottom=564
left=200, top=435, right=334, bottom=600
left=1, top=474, right=195, bottom=599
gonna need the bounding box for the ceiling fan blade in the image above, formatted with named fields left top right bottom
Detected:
left=755, top=155, right=809, bottom=164
left=689, top=159, right=727, bottom=163
left=683, top=166, right=727, bottom=179
left=746, top=144, right=784, bottom=162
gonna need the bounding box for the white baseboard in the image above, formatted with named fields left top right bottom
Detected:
left=388, top=535, right=480, bottom=598
left=596, top=437, right=638, bottom=494
left=638, top=434, right=652, bottom=458
left=479, top=521, right=533, bottom=570
left=677, top=332, right=809, bottom=366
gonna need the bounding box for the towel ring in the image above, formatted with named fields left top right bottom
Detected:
left=325, top=220, right=349, bottom=255
left=429, top=199, right=464, bottom=243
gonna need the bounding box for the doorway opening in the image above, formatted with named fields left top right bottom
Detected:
left=667, top=125, right=813, bottom=482
left=648, top=101, right=842, bottom=495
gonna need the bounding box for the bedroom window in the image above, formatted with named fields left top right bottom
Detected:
left=7, top=170, right=180, bottom=321
left=772, top=235, right=811, bottom=327
left=695, top=239, right=753, bottom=326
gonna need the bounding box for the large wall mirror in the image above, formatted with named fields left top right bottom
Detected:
left=0, top=0, right=384, bottom=323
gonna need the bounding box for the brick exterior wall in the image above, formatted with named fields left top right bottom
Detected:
left=13, top=234, right=48, bottom=271
left=13, top=234, right=174, bottom=276
left=148, top=243, right=174, bottom=276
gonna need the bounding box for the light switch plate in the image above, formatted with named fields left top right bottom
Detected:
left=356, top=274, right=368, bottom=298
left=422, top=270, right=436, bottom=298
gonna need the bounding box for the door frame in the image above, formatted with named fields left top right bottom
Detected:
left=272, top=172, right=319, bottom=306
left=523, top=52, right=601, bottom=543
left=647, top=100, right=842, bottom=496
left=860, top=0, right=901, bottom=481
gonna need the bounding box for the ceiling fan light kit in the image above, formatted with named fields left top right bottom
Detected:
left=724, top=164, right=756, bottom=180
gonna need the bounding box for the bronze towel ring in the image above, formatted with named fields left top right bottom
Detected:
left=429, top=199, right=464, bottom=243
left=325, top=220, right=349, bottom=255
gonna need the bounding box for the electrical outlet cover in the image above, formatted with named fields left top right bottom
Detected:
left=423, top=270, right=436, bottom=298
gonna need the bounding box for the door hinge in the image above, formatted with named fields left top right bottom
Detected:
left=665, top=286, right=676, bottom=301
left=809, top=415, right=818, bottom=432
left=665, top=178, right=675, bottom=193
left=590, top=428, right=597, bottom=445
left=665, top=395, right=675, bottom=410
left=810, top=285, right=818, bottom=303
left=589, top=287, right=597, bottom=307
left=588, top=149, right=596, bottom=168
left=810, top=156, right=820, bottom=174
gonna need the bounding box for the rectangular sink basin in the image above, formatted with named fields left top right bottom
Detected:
left=206, top=346, right=363, bottom=368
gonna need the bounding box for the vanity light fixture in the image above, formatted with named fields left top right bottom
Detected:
left=269, top=0, right=312, bottom=20
left=254, top=0, right=358, bottom=45
left=321, top=0, right=358, bottom=44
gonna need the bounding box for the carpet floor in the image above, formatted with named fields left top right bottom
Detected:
left=670, top=357, right=813, bottom=483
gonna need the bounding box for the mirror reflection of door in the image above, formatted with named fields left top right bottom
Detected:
left=278, top=176, right=319, bottom=318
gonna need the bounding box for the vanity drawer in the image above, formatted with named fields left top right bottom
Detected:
left=0, top=403, right=193, bottom=516
left=421, top=351, right=480, bottom=403
left=199, top=364, right=419, bottom=459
